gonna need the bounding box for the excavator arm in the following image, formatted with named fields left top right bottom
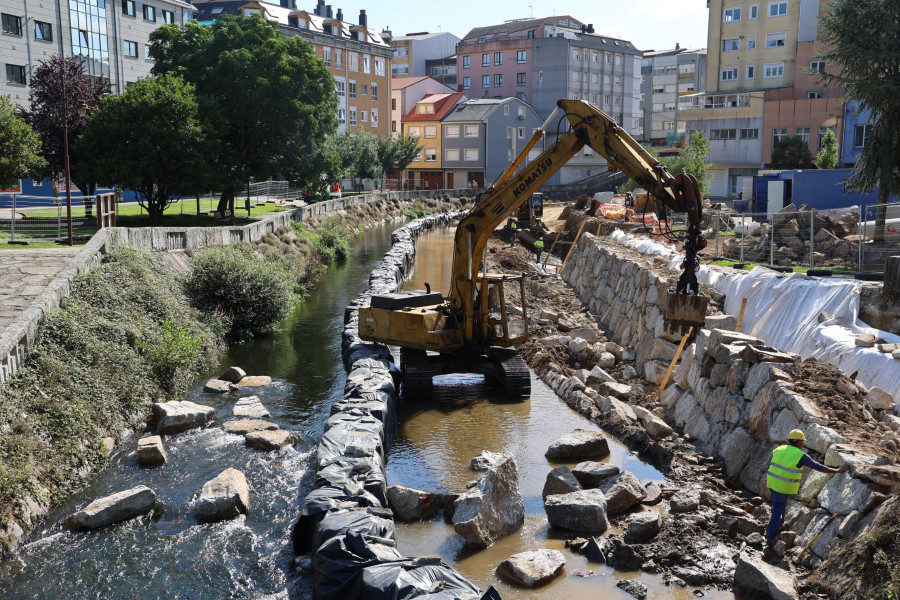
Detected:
left=449, top=99, right=707, bottom=344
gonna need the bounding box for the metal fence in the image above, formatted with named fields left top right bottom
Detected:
left=0, top=194, right=98, bottom=242
left=859, top=202, right=900, bottom=274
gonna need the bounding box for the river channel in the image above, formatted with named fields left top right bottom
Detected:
left=0, top=222, right=735, bottom=600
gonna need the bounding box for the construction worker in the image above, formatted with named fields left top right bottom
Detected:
left=765, top=429, right=848, bottom=547
left=534, top=238, right=545, bottom=262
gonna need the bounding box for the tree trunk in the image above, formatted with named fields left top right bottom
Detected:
left=216, top=191, right=235, bottom=216
left=874, top=184, right=888, bottom=244
left=149, top=200, right=163, bottom=226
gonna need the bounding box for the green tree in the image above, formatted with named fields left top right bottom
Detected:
left=74, top=75, right=207, bottom=225
left=377, top=134, right=424, bottom=188
left=815, top=129, right=839, bottom=170
left=681, top=130, right=713, bottom=197
left=771, top=135, right=814, bottom=169
left=149, top=15, right=339, bottom=214
left=0, top=96, right=46, bottom=188
left=816, top=0, right=900, bottom=242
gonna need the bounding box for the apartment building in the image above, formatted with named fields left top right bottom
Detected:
left=456, top=16, right=642, bottom=184
left=441, top=97, right=542, bottom=189
left=1, top=0, right=194, bottom=107
left=424, top=55, right=457, bottom=88
left=638, top=47, right=707, bottom=146
left=388, top=30, right=459, bottom=79
left=193, top=0, right=391, bottom=137
left=390, top=75, right=456, bottom=136
left=401, top=91, right=467, bottom=189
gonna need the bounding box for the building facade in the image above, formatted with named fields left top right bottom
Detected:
left=401, top=91, right=467, bottom=188
left=441, top=97, right=542, bottom=189
left=842, top=100, right=873, bottom=167
left=389, top=31, right=460, bottom=78
left=390, top=76, right=456, bottom=136
left=638, top=47, right=707, bottom=146
left=193, top=0, right=392, bottom=137
left=424, top=55, right=457, bottom=88
left=2, top=0, right=194, bottom=107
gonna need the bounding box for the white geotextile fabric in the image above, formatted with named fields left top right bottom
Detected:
left=607, top=229, right=900, bottom=404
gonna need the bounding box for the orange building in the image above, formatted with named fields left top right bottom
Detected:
left=401, top=92, right=467, bottom=189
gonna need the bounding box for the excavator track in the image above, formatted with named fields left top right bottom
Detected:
left=489, top=347, right=531, bottom=398
left=400, top=348, right=433, bottom=399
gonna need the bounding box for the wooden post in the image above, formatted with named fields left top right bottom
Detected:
left=652, top=326, right=693, bottom=399
left=561, top=220, right=589, bottom=268
left=736, top=297, right=749, bottom=332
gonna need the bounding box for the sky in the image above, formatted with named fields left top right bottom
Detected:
left=327, top=0, right=710, bottom=52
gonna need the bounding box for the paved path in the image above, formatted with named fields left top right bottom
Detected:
left=0, top=248, right=81, bottom=331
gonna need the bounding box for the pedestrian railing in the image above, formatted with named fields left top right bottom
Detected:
left=0, top=194, right=98, bottom=242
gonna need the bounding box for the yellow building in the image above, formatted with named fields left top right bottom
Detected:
left=401, top=92, right=467, bottom=189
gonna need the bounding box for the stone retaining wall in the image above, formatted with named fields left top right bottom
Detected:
left=556, top=231, right=898, bottom=569
left=0, top=189, right=475, bottom=385
left=295, top=211, right=488, bottom=599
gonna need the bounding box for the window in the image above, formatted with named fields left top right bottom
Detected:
left=768, top=1, right=787, bottom=16
left=710, top=129, right=736, bottom=140
left=323, top=47, right=332, bottom=66
left=415, top=103, right=434, bottom=114
left=518, top=106, right=526, bottom=119
left=349, top=80, right=356, bottom=99
left=372, top=109, right=378, bottom=123
left=746, top=65, right=755, bottom=79
left=424, top=125, right=436, bottom=138
left=527, top=30, right=534, bottom=39
left=570, top=92, right=581, bottom=100
left=424, top=148, right=436, bottom=162
left=504, top=104, right=509, bottom=116
left=592, top=51, right=599, bottom=63
left=571, top=71, right=579, bottom=82
left=750, top=4, right=758, bottom=18
left=518, top=127, right=525, bottom=138
left=363, top=55, right=370, bottom=74
left=482, top=53, right=489, bottom=67
left=462, top=76, right=471, bottom=90
left=372, top=82, right=378, bottom=100
left=34, top=21, right=52, bottom=41
left=854, top=124, right=872, bottom=148
left=243, top=8, right=260, bottom=17
left=391, top=121, right=396, bottom=132
left=463, top=55, right=470, bottom=69
left=494, top=52, right=502, bottom=65
left=393, top=47, right=408, bottom=57
left=807, top=90, right=823, bottom=99
left=605, top=52, right=612, bottom=64
left=162, top=9, right=174, bottom=23
left=338, top=109, right=346, bottom=124
left=508, top=148, right=514, bottom=161
left=361, top=83, right=368, bottom=96
left=445, top=148, right=459, bottom=161
left=124, top=40, right=138, bottom=57
left=494, top=73, right=502, bottom=87
left=517, top=50, right=527, bottom=64
left=766, top=32, right=786, bottom=47
left=809, top=60, right=826, bottom=73
left=348, top=52, right=359, bottom=72
left=408, top=126, right=421, bottom=137
left=721, top=67, right=739, bottom=81
left=741, top=128, right=759, bottom=139
left=506, top=126, right=513, bottom=139
left=614, top=96, right=621, bottom=106
left=122, top=0, right=135, bottom=16
left=360, top=110, right=368, bottom=122
left=349, top=108, right=357, bottom=126
left=590, top=72, right=598, bottom=84
left=391, top=63, right=408, bottom=75
left=6, top=64, right=26, bottom=85
left=375, top=58, right=385, bottom=76
left=773, top=127, right=788, bottom=145
left=615, top=75, right=622, bottom=87
left=391, top=98, right=396, bottom=110
left=663, top=122, right=676, bottom=131
left=723, top=38, right=740, bottom=52
left=482, top=75, right=489, bottom=88
left=748, top=35, right=756, bottom=49
left=145, top=45, right=153, bottom=60
left=477, top=37, right=486, bottom=43
left=764, top=62, right=784, bottom=78
left=143, top=5, right=155, bottom=21
left=335, top=80, right=345, bottom=96
left=724, top=7, right=741, bottom=21
left=604, top=94, right=611, bottom=105
left=445, top=125, right=460, bottom=138
left=817, top=126, right=834, bottom=149
left=2, top=13, right=22, bottom=35
left=464, top=125, right=479, bottom=137
left=615, top=54, right=622, bottom=66
left=464, top=148, right=479, bottom=161
left=795, top=127, right=810, bottom=144
left=516, top=72, right=526, bottom=86
left=335, top=49, right=343, bottom=68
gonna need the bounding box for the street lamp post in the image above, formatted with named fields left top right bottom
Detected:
left=60, top=57, right=88, bottom=246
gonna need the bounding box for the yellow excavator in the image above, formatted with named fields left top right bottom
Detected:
left=358, top=99, right=708, bottom=397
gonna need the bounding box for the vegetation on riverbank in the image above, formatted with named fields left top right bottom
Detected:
left=0, top=248, right=225, bottom=536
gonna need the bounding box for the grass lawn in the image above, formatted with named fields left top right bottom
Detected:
left=0, top=237, right=90, bottom=250
left=709, top=258, right=858, bottom=275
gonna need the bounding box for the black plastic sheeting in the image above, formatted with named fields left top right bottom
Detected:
left=292, top=208, right=502, bottom=600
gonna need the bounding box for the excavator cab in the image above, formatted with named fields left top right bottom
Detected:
left=516, top=193, right=545, bottom=228
left=476, top=274, right=528, bottom=345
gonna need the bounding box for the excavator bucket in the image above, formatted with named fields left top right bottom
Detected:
left=664, top=292, right=708, bottom=335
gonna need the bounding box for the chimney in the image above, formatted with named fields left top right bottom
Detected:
left=359, top=9, right=367, bottom=27
left=676, top=42, right=680, bottom=49
left=336, top=7, right=343, bottom=21
left=326, top=4, right=332, bottom=18
left=587, top=24, right=594, bottom=33
left=316, top=0, right=324, bottom=16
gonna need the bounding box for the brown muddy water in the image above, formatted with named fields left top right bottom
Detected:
left=388, top=227, right=735, bottom=600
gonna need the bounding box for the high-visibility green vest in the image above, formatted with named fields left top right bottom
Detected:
left=766, top=445, right=806, bottom=495
left=535, top=240, right=544, bottom=248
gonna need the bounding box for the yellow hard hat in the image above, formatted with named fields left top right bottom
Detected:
left=788, top=429, right=806, bottom=441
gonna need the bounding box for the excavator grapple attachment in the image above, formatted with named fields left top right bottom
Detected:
left=664, top=292, right=708, bottom=335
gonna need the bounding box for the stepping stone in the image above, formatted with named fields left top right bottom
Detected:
left=219, top=366, right=246, bottom=384
left=233, top=396, right=271, bottom=419
left=497, top=549, right=566, bottom=587
left=234, top=375, right=272, bottom=387
left=137, top=435, right=168, bottom=467
left=67, top=485, right=157, bottom=531
left=196, top=468, right=249, bottom=521
left=545, top=429, right=610, bottom=460
left=245, top=430, right=292, bottom=451
left=223, top=420, right=278, bottom=435
left=203, top=379, right=232, bottom=394
left=152, top=401, right=214, bottom=435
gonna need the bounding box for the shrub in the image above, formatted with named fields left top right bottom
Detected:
left=137, top=319, right=207, bottom=393
left=185, top=244, right=296, bottom=339
left=290, top=216, right=350, bottom=264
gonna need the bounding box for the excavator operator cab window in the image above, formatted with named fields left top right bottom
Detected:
left=477, top=275, right=528, bottom=346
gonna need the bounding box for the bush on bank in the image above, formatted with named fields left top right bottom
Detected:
left=0, top=248, right=224, bottom=524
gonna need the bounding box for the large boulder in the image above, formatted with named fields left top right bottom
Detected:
left=544, top=489, right=609, bottom=533
left=223, top=420, right=278, bottom=435
left=496, top=549, right=566, bottom=587
left=572, top=461, right=619, bottom=488
left=233, top=396, right=270, bottom=419
left=203, top=379, right=232, bottom=394
left=137, top=436, right=168, bottom=467
left=67, top=485, right=157, bottom=531
left=196, top=468, right=250, bottom=521
left=598, top=471, right=646, bottom=515
left=219, top=366, right=246, bottom=384
left=387, top=485, right=443, bottom=521
left=542, top=466, right=583, bottom=499
left=733, top=554, right=798, bottom=600
left=245, top=429, right=292, bottom=451
left=453, top=451, right=525, bottom=547
left=625, top=511, right=661, bottom=543
left=234, top=375, right=272, bottom=387
left=545, top=429, right=610, bottom=460
left=152, top=401, right=214, bottom=435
